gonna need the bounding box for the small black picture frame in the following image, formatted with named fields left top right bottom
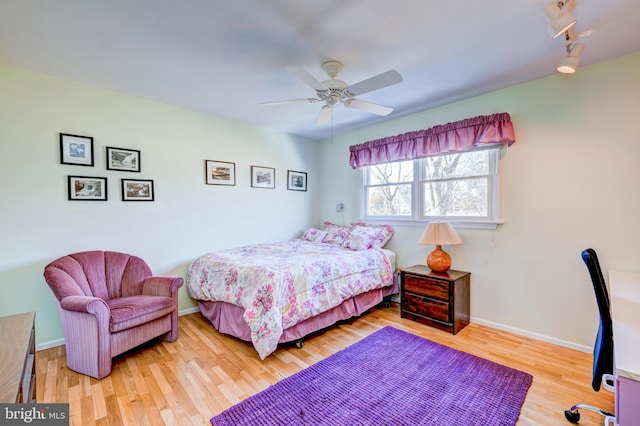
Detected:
left=205, top=160, right=236, bottom=186
left=68, top=175, right=107, bottom=201
left=121, top=179, right=154, bottom=201
left=251, top=166, right=275, bottom=189
left=60, top=133, right=94, bottom=166
left=287, top=170, right=307, bottom=191
left=106, top=147, right=141, bottom=172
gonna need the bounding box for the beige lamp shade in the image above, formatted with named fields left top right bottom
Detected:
left=419, top=222, right=463, bottom=246
left=418, top=222, right=463, bottom=273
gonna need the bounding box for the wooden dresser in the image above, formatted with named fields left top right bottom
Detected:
left=400, top=265, right=470, bottom=334
left=0, top=312, right=36, bottom=403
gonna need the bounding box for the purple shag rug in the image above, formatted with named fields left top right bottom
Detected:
left=211, top=326, right=533, bottom=426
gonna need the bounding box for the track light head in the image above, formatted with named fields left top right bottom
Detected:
left=544, top=0, right=577, bottom=39
left=557, top=42, right=585, bottom=74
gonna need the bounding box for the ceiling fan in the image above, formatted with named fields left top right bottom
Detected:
left=262, top=60, right=403, bottom=125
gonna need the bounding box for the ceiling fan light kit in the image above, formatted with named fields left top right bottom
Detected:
left=544, top=0, right=585, bottom=74
left=321, top=60, right=344, bottom=79
left=262, top=60, right=403, bottom=125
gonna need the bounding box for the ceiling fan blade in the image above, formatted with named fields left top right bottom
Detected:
left=261, top=98, right=320, bottom=106
left=344, top=99, right=393, bottom=116
left=316, top=105, right=333, bottom=125
left=345, top=70, right=403, bottom=96
left=287, top=66, right=328, bottom=92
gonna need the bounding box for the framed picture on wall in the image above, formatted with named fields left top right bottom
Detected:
left=68, top=176, right=107, bottom=201
left=106, top=147, right=140, bottom=172
left=60, top=133, right=94, bottom=166
left=287, top=170, right=307, bottom=191
left=121, top=178, right=154, bottom=201
left=205, top=160, right=236, bottom=186
left=251, top=166, right=275, bottom=189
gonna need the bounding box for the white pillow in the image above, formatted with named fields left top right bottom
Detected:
left=301, top=228, right=327, bottom=243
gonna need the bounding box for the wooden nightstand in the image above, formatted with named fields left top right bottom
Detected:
left=400, top=265, right=470, bottom=334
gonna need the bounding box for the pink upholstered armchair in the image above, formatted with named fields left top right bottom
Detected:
left=43, top=251, right=183, bottom=379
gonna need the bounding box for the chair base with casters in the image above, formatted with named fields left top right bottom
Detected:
left=564, top=406, right=614, bottom=425
left=564, top=373, right=615, bottom=424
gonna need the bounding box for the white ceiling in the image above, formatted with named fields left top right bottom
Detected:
left=1, top=0, right=639, bottom=140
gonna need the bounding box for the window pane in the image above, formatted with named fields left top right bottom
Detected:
left=424, top=150, right=489, bottom=180
left=423, top=178, right=488, bottom=217
left=368, top=161, right=413, bottom=185
left=367, top=184, right=412, bottom=216
left=361, top=147, right=499, bottom=222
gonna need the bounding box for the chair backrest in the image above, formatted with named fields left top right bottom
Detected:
left=581, top=248, right=614, bottom=391
left=44, top=251, right=153, bottom=301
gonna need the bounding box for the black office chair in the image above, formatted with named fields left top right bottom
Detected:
left=564, top=248, right=615, bottom=424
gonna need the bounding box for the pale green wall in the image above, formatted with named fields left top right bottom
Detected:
left=2, top=51, right=639, bottom=353
left=0, top=65, right=320, bottom=346
left=318, top=51, right=640, bottom=351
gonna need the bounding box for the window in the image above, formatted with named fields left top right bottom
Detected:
left=364, top=160, right=413, bottom=217
left=360, top=147, right=501, bottom=227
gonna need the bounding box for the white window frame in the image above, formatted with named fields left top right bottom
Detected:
left=358, top=147, right=504, bottom=229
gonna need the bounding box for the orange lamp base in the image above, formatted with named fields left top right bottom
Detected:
left=427, top=245, right=452, bottom=273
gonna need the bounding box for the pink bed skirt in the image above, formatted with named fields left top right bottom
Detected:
left=198, top=277, right=398, bottom=344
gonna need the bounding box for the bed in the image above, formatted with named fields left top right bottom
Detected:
left=187, top=223, right=397, bottom=359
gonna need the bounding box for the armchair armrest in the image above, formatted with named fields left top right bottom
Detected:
left=57, top=294, right=111, bottom=379
left=60, top=295, right=109, bottom=315
left=141, top=276, right=183, bottom=297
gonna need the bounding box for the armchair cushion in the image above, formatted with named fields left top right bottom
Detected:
left=107, top=295, right=175, bottom=333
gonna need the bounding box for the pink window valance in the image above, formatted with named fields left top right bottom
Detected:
left=349, top=112, right=516, bottom=168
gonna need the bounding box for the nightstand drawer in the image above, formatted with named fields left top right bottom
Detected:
left=404, top=275, right=449, bottom=301
left=403, top=293, right=449, bottom=322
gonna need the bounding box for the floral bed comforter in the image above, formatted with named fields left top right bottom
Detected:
left=187, top=239, right=394, bottom=359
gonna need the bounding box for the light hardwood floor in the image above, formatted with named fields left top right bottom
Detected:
left=36, top=303, right=614, bottom=425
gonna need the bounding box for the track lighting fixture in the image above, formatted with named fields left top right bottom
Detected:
left=544, top=0, right=576, bottom=39
left=544, top=0, right=585, bottom=73
left=557, top=41, right=585, bottom=74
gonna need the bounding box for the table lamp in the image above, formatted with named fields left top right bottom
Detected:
left=418, top=221, right=463, bottom=273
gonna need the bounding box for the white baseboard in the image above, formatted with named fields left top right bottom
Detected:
left=36, top=338, right=65, bottom=351
left=35, top=306, right=203, bottom=351
left=179, top=306, right=200, bottom=316
left=470, top=316, right=592, bottom=354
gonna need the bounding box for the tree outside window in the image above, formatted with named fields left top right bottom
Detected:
left=362, top=148, right=499, bottom=222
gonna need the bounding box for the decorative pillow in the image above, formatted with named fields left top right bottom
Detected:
left=323, top=221, right=342, bottom=228
left=343, top=226, right=384, bottom=251
left=301, top=228, right=327, bottom=243
left=350, top=222, right=394, bottom=248
left=322, top=221, right=351, bottom=245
